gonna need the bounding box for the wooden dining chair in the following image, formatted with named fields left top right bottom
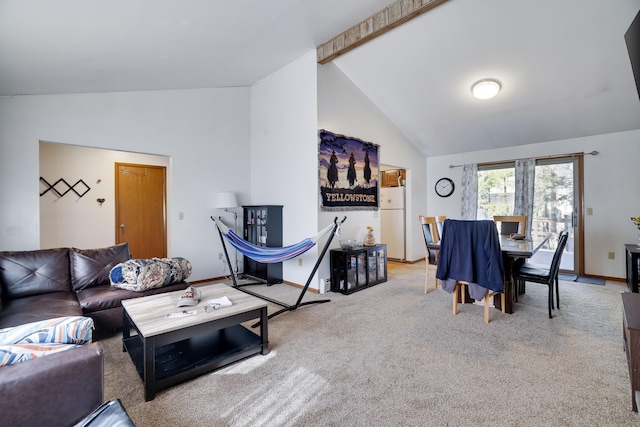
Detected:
left=425, top=215, right=446, bottom=292
left=431, top=215, right=446, bottom=243
left=493, top=215, right=527, bottom=236
left=452, top=281, right=505, bottom=323
left=438, top=219, right=506, bottom=323
left=512, top=231, right=569, bottom=318
left=419, top=215, right=439, bottom=293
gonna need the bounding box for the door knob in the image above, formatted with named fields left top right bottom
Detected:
left=120, top=224, right=126, bottom=229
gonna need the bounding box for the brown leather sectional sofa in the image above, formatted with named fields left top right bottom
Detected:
left=0, top=244, right=189, bottom=426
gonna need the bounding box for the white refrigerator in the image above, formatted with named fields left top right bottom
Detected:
left=380, top=187, right=406, bottom=261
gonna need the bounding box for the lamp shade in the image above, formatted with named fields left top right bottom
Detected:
left=215, top=192, right=238, bottom=209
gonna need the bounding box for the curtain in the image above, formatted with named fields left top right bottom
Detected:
left=514, top=158, right=535, bottom=236
left=460, top=163, right=478, bottom=219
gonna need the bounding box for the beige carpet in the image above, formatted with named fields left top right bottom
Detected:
left=102, top=262, right=639, bottom=426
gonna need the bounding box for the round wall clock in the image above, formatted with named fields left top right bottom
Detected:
left=435, top=177, right=455, bottom=197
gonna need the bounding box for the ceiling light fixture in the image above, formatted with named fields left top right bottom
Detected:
left=471, top=79, right=501, bottom=100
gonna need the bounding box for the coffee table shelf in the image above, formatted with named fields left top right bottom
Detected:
left=123, top=324, right=262, bottom=382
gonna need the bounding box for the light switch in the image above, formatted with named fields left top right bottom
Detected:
left=586, top=208, right=593, bottom=215
left=179, top=212, right=184, bottom=220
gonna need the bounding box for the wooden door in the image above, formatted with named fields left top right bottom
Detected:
left=115, top=163, right=166, bottom=259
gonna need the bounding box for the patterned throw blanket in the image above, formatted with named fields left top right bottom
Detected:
left=109, top=257, right=192, bottom=292
left=0, top=316, right=94, bottom=366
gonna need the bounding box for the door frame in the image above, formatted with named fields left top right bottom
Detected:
left=577, top=154, right=585, bottom=275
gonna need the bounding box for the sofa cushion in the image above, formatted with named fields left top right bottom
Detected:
left=0, top=292, right=82, bottom=329
left=0, top=248, right=71, bottom=299
left=0, top=343, right=82, bottom=366
left=70, top=243, right=130, bottom=291
left=76, top=281, right=189, bottom=314
left=0, top=316, right=93, bottom=345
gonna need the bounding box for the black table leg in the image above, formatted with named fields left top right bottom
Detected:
left=495, top=254, right=514, bottom=314
left=260, top=307, right=269, bottom=355
left=122, top=310, right=131, bottom=352
left=143, top=338, right=156, bottom=401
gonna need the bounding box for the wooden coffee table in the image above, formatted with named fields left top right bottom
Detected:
left=121, top=283, right=269, bottom=401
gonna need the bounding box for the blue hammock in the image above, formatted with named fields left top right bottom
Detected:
left=212, top=215, right=346, bottom=326
left=213, top=217, right=335, bottom=263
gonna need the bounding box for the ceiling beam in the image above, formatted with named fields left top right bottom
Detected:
left=317, top=0, right=449, bottom=64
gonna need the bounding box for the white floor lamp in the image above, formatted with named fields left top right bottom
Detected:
left=216, top=191, right=239, bottom=273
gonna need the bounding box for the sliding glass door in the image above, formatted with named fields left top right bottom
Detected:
left=528, top=158, right=579, bottom=274
left=477, top=157, right=581, bottom=275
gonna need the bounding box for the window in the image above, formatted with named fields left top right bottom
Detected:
left=477, top=164, right=515, bottom=219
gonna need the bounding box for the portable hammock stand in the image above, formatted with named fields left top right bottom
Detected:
left=212, top=215, right=347, bottom=326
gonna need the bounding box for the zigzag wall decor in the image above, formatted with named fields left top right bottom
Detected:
left=40, top=177, right=91, bottom=198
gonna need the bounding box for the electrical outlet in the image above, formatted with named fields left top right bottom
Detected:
left=586, top=207, right=593, bottom=215
left=608, top=252, right=615, bottom=259
left=218, top=252, right=223, bottom=260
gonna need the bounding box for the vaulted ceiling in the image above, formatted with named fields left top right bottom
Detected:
left=1, top=0, right=639, bottom=156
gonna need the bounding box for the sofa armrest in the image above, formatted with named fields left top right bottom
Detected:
left=0, top=342, right=104, bottom=427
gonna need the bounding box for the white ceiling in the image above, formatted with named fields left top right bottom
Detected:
left=1, top=0, right=640, bottom=156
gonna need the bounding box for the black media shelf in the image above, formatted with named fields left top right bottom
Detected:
left=330, top=244, right=387, bottom=294
left=243, top=205, right=283, bottom=284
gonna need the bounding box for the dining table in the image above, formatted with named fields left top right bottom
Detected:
left=494, top=234, right=550, bottom=313
left=430, top=230, right=550, bottom=314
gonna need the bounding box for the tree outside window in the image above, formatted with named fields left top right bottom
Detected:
left=477, top=166, right=515, bottom=219
left=476, top=161, right=575, bottom=269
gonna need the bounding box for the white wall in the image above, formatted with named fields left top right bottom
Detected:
left=9, top=54, right=633, bottom=285
left=426, top=129, right=640, bottom=279
left=39, top=142, right=170, bottom=249
left=250, top=51, right=321, bottom=286
left=317, top=61, right=428, bottom=275
left=0, top=88, right=251, bottom=281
